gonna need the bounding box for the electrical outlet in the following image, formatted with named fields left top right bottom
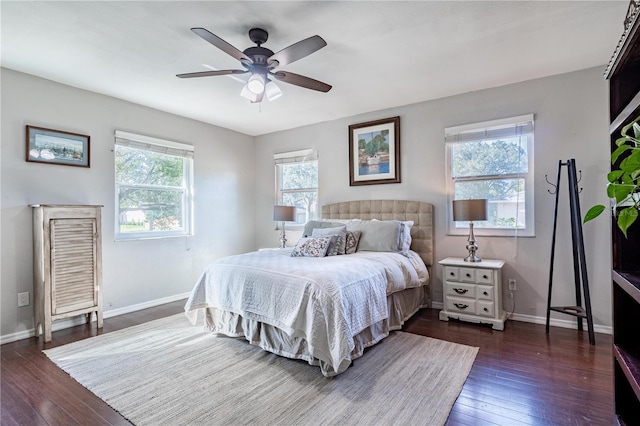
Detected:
left=508, top=279, right=517, bottom=291
left=18, top=292, right=30, bottom=307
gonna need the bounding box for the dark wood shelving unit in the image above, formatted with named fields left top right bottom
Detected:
left=605, top=2, right=640, bottom=424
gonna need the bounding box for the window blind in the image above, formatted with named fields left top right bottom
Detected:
left=115, top=130, right=194, bottom=159
left=273, top=148, right=317, bottom=164
left=445, top=114, right=534, bottom=143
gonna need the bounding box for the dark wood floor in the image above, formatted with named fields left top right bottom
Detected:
left=1, top=302, right=613, bottom=425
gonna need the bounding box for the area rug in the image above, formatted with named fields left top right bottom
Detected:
left=44, top=313, right=478, bottom=426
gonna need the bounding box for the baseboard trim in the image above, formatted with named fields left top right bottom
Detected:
left=509, top=312, right=612, bottom=335
left=0, top=292, right=190, bottom=345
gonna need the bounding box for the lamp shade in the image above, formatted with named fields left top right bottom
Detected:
left=274, top=205, right=296, bottom=222
left=452, top=199, right=488, bottom=222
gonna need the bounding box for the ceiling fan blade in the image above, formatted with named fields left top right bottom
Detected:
left=191, top=28, right=253, bottom=64
left=177, top=69, right=248, bottom=79
left=268, top=35, right=327, bottom=67
left=271, top=71, right=332, bottom=93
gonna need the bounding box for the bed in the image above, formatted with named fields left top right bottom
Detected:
left=185, top=200, right=434, bottom=376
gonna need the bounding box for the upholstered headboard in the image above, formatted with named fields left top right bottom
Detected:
left=321, top=200, right=434, bottom=268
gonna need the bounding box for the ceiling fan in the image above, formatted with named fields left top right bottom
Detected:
left=177, top=27, right=332, bottom=103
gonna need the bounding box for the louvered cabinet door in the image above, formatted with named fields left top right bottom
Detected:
left=50, top=218, right=98, bottom=315
left=32, top=204, right=103, bottom=342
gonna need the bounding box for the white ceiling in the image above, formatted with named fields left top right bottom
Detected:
left=1, top=1, right=629, bottom=136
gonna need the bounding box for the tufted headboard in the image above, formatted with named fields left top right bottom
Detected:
left=321, top=200, right=434, bottom=268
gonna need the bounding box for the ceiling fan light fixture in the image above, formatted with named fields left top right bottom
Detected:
left=265, top=80, right=283, bottom=101
left=247, top=73, right=265, bottom=94
left=240, top=84, right=259, bottom=102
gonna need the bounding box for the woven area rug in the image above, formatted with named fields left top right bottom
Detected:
left=44, top=313, right=478, bottom=426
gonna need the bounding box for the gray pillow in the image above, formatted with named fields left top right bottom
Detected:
left=312, top=226, right=347, bottom=255
left=346, top=220, right=402, bottom=252
left=302, top=220, right=344, bottom=238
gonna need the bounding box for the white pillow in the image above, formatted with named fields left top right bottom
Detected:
left=399, top=220, right=414, bottom=256
left=290, top=236, right=333, bottom=257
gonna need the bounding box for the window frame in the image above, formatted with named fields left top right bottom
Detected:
left=445, top=114, right=535, bottom=237
left=274, top=149, right=318, bottom=229
left=114, top=131, right=194, bottom=241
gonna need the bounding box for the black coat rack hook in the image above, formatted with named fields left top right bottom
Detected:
left=545, top=174, right=558, bottom=194
left=577, top=170, right=583, bottom=193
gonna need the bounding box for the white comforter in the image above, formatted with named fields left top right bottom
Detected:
left=184, top=248, right=428, bottom=375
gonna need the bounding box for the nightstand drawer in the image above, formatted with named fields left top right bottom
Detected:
left=458, top=267, right=476, bottom=283
left=477, top=285, right=493, bottom=301
left=477, top=301, right=495, bottom=317
left=445, top=282, right=476, bottom=298
left=444, top=266, right=459, bottom=281
left=446, top=297, right=476, bottom=314
left=476, top=269, right=493, bottom=284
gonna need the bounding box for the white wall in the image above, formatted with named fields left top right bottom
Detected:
left=1, top=69, right=256, bottom=339
left=255, top=66, right=613, bottom=329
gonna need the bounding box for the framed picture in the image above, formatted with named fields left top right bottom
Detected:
left=26, top=125, right=90, bottom=168
left=349, top=116, right=400, bottom=186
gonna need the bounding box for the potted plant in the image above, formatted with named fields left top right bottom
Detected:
left=584, top=115, right=640, bottom=237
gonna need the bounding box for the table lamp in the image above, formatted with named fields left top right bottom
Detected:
left=274, top=205, right=296, bottom=248
left=452, top=199, right=488, bottom=262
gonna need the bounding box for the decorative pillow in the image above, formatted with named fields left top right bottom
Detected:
left=312, top=226, right=347, bottom=255
left=290, top=236, right=333, bottom=257
left=346, top=220, right=402, bottom=253
left=344, top=230, right=361, bottom=254
left=302, top=220, right=344, bottom=238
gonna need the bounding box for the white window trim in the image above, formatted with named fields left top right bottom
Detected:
left=445, top=115, right=535, bottom=237
left=114, top=130, right=194, bottom=241
left=274, top=149, right=318, bottom=230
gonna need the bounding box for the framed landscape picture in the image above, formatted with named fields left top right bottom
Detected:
left=26, top=125, right=90, bottom=168
left=349, top=116, right=400, bottom=186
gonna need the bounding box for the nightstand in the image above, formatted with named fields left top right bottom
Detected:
left=438, top=257, right=506, bottom=330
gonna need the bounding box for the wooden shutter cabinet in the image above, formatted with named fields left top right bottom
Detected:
left=32, top=204, right=103, bottom=342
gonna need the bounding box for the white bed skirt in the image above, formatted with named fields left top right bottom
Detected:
left=194, top=285, right=429, bottom=377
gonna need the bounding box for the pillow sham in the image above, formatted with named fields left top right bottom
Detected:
left=302, top=220, right=345, bottom=238
left=344, top=230, right=361, bottom=254
left=312, top=226, right=347, bottom=255
left=291, top=236, right=334, bottom=257
left=346, top=220, right=402, bottom=253
left=399, top=220, right=414, bottom=256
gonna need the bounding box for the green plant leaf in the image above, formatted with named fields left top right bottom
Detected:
left=615, top=136, right=630, bottom=147
left=611, top=183, right=634, bottom=203
left=620, top=151, right=640, bottom=173
left=611, top=144, right=631, bottom=163
left=617, top=207, right=638, bottom=238
left=583, top=205, right=606, bottom=223
left=607, top=170, right=624, bottom=182
left=622, top=117, right=638, bottom=137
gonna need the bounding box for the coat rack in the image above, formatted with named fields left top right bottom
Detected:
left=544, top=159, right=595, bottom=345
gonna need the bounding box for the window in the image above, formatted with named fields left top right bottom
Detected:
left=445, top=114, right=534, bottom=237
left=275, top=149, right=318, bottom=227
left=114, top=131, right=194, bottom=240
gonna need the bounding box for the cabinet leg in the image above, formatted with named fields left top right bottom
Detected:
left=44, top=324, right=52, bottom=343
left=96, top=312, right=103, bottom=329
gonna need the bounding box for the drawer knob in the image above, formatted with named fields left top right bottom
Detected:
left=450, top=272, right=454, bottom=276
left=483, top=275, right=488, bottom=279
left=453, top=288, right=468, bottom=295
left=453, top=303, right=469, bottom=310
left=466, top=273, right=471, bottom=278
left=483, top=307, right=489, bottom=312
left=483, top=291, right=488, bottom=296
